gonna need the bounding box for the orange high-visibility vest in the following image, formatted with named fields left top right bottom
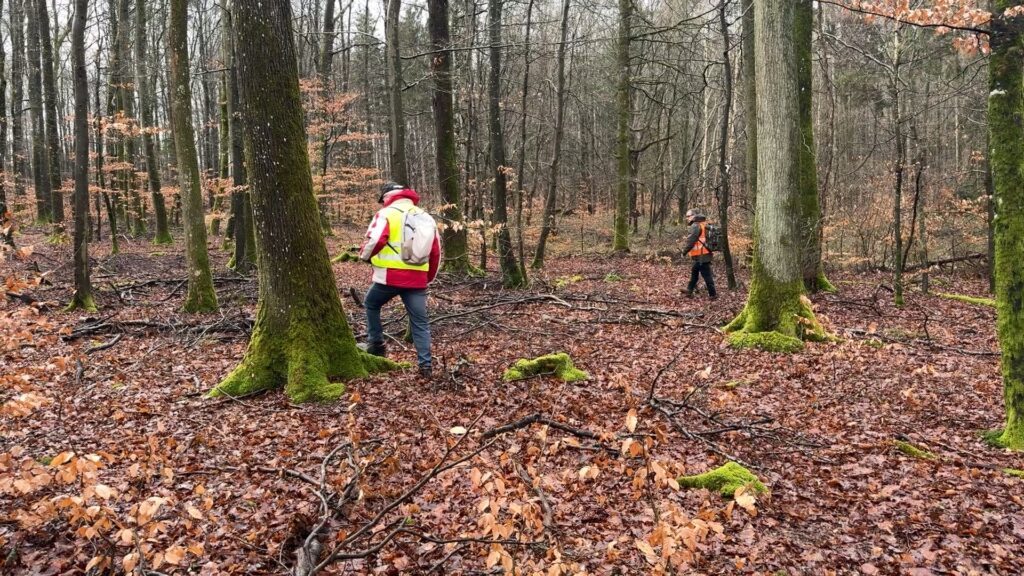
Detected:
left=688, top=222, right=710, bottom=257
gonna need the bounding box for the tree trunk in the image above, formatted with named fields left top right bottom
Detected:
left=385, top=0, right=409, bottom=184
left=515, top=0, right=534, bottom=270
left=36, top=0, right=62, bottom=222
left=214, top=0, right=398, bottom=403
left=0, top=0, right=7, bottom=216
left=168, top=0, right=218, bottom=313
left=9, top=0, right=27, bottom=204
left=611, top=0, right=631, bottom=252
left=741, top=0, right=756, bottom=209
left=26, top=0, right=51, bottom=223
left=318, top=0, right=337, bottom=81
left=487, top=0, right=526, bottom=287
left=891, top=32, right=905, bottom=308
left=137, top=0, right=172, bottom=244
left=985, top=134, right=996, bottom=294
left=716, top=0, right=736, bottom=289
left=95, top=52, right=118, bottom=253
left=224, top=3, right=254, bottom=273
left=795, top=0, right=831, bottom=293
left=987, top=1, right=1024, bottom=450
left=426, top=0, right=470, bottom=273
left=532, top=0, right=570, bottom=269
left=725, top=0, right=827, bottom=352
left=68, top=0, right=94, bottom=311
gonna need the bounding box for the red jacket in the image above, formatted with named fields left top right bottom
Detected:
left=358, top=188, right=441, bottom=289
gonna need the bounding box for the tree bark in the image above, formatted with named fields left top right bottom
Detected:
left=532, top=0, right=570, bottom=269
left=487, top=0, right=526, bottom=286
left=214, top=0, right=398, bottom=403
left=137, top=0, right=172, bottom=244
left=427, top=0, right=470, bottom=273
left=385, top=0, right=409, bottom=184
left=224, top=2, right=255, bottom=273
left=36, top=0, right=62, bottom=222
left=741, top=0, right=756, bottom=209
left=68, top=0, right=94, bottom=311
left=717, top=0, right=736, bottom=289
left=891, top=29, right=905, bottom=307
left=611, top=0, right=631, bottom=252
left=724, top=0, right=827, bottom=352
left=25, top=0, right=52, bottom=222
left=318, top=0, right=337, bottom=81
left=987, top=0, right=1024, bottom=450
left=0, top=0, right=7, bottom=216
left=9, top=0, right=27, bottom=204
left=168, top=0, right=218, bottom=313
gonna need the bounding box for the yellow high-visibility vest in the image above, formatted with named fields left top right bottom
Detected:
left=370, top=206, right=430, bottom=271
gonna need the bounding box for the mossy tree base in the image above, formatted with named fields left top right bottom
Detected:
left=65, top=294, right=98, bottom=313
left=183, top=288, right=218, bottom=314
left=984, top=427, right=1024, bottom=451
left=725, top=281, right=830, bottom=353
left=503, top=352, right=588, bottom=382
left=152, top=231, right=173, bottom=245
left=678, top=462, right=767, bottom=497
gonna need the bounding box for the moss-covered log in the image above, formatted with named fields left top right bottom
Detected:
left=503, top=353, right=588, bottom=382
left=988, top=2, right=1024, bottom=451
left=212, top=0, right=400, bottom=403
left=678, top=462, right=767, bottom=497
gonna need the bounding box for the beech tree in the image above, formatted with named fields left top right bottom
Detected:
left=611, top=0, right=631, bottom=252
left=36, top=0, right=62, bottom=222
left=385, top=0, right=409, bottom=184
left=987, top=0, right=1023, bottom=451
left=9, top=0, right=27, bottom=202
left=168, top=0, right=218, bottom=312
left=725, top=0, right=828, bottom=352
left=67, top=0, right=93, bottom=311
left=26, top=0, right=51, bottom=222
left=212, top=0, right=398, bottom=403
left=427, top=0, right=470, bottom=273
left=136, top=0, right=172, bottom=244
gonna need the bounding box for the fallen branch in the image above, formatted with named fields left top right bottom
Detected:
left=514, top=461, right=555, bottom=537
left=85, top=333, right=123, bottom=354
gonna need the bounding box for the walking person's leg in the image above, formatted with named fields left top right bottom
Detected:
left=399, top=288, right=432, bottom=374
left=364, top=283, right=398, bottom=355
left=701, top=262, right=718, bottom=299
left=686, top=261, right=701, bottom=296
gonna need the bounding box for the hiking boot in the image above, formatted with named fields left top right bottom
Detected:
left=358, top=341, right=387, bottom=357
left=684, top=290, right=694, bottom=299
left=709, top=293, right=718, bottom=301
left=418, top=365, right=433, bottom=379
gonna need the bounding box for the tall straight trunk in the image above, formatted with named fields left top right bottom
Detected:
left=137, top=0, right=172, bottom=243
left=225, top=3, right=254, bottom=273
left=385, top=0, right=409, bottom=184
left=488, top=0, right=525, bottom=287
left=214, top=0, right=397, bottom=403
left=36, top=0, right=62, bottom=222
left=514, top=0, right=534, bottom=269
left=611, top=0, right=631, bottom=252
left=26, top=0, right=51, bottom=222
left=985, top=137, right=996, bottom=294
left=9, top=0, right=27, bottom=203
left=0, top=0, right=7, bottom=215
left=318, top=0, right=337, bottom=81
left=168, top=0, right=218, bottom=313
left=532, top=0, right=570, bottom=268
left=987, top=1, right=1024, bottom=451
left=795, top=0, right=829, bottom=292
left=725, top=0, right=826, bottom=352
left=68, top=0, right=94, bottom=311
left=716, top=0, right=736, bottom=289
left=891, top=30, right=905, bottom=307
left=115, top=0, right=145, bottom=235
left=741, top=0, right=756, bottom=208
left=95, top=51, right=118, bottom=253
left=427, top=0, right=469, bottom=272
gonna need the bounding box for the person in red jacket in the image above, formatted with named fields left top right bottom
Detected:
left=358, top=182, right=442, bottom=378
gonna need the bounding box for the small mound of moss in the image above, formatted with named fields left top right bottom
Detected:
left=983, top=427, right=1024, bottom=450
left=678, top=462, right=767, bottom=497
left=502, top=352, right=588, bottom=382
left=893, top=440, right=936, bottom=460
left=1004, top=468, right=1024, bottom=479
left=936, top=292, right=996, bottom=308
left=728, top=331, right=804, bottom=353
left=864, top=338, right=885, bottom=350
left=332, top=251, right=360, bottom=263
left=554, top=275, right=584, bottom=289
left=604, top=272, right=623, bottom=282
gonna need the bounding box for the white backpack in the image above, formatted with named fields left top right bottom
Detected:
left=396, top=207, right=437, bottom=266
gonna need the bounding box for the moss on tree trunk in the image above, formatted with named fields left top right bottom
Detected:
left=988, top=2, right=1024, bottom=451
left=726, top=0, right=829, bottom=353
left=169, top=0, right=217, bottom=313
left=212, top=0, right=400, bottom=403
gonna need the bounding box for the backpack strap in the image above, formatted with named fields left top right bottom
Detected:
left=697, top=222, right=713, bottom=253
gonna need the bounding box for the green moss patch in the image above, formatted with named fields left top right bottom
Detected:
left=728, top=331, right=804, bottom=353
left=502, top=352, right=589, bottom=382
left=1003, top=468, right=1024, bottom=479
left=331, top=251, right=360, bottom=263
left=937, top=292, right=997, bottom=308
left=678, top=462, right=767, bottom=497
left=984, top=427, right=1024, bottom=451
left=893, top=440, right=936, bottom=460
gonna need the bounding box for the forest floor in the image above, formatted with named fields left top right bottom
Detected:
left=2, top=220, right=1023, bottom=576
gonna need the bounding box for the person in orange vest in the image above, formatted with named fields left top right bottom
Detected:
left=358, top=182, right=442, bottom=378
left=682, top=209, right=718, bottom=300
